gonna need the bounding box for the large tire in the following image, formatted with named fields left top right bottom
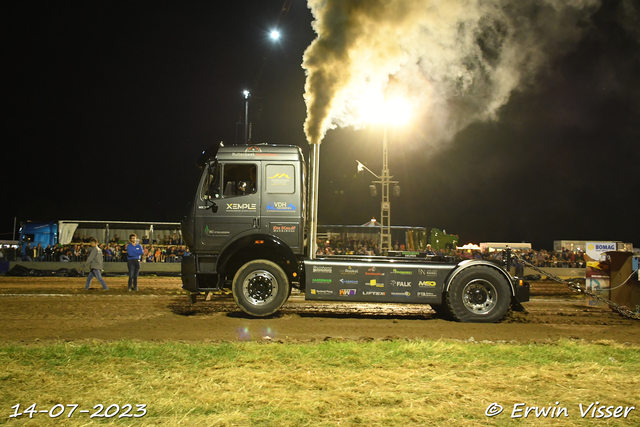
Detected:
left=232, top=260, right=290, bottom=317
left=446, top=266, right=511, bottom=323
left=430, top=299, right=454, bottom=320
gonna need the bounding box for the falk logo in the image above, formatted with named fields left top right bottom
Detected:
left=390, top=280, right=412, bottom=287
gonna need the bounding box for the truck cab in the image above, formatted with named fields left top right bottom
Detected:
left=181, top=144, right=306, bottom=306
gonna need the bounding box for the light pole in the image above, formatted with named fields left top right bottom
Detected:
left=243, top=90, right=250, bottom=145
left=356, top=126, right=398, bottom=255
left=356, top=97, right=409, bottom=255
left=379, top=124, right=392, bottom=254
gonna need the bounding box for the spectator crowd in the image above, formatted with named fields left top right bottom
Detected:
left=11, top=233, right=190, bottom=263
left=315, top=236, right=588, bottom=268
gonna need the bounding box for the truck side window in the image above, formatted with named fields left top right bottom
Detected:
left=222, top=164, right=257, bottom=198
left=266, top=165, right=295, bottom=194
left=200, top=163, right=220, bottom=200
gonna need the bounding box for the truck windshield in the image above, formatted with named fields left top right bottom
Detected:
left=200, top=162, right=219, bottom=200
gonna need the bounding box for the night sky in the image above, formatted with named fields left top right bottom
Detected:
left=3, top=0, right=639, bottom=250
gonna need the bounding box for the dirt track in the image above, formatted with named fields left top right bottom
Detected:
left=1, top=276, right=639, bottom=344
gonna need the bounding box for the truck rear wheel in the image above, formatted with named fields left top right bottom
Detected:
left=232, top=260, right=290, bottom=317
left=446, top=266, right=510, bottom=323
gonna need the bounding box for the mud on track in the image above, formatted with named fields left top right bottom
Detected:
left=1, top=277, right=639, bottom=344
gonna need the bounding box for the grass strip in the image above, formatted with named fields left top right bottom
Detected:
left=1, top=339, right=638, bottom=426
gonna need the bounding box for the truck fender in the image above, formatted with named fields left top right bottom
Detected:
left=217, top=233, right=299, bottom=280
left=444, top=260, right=516, bottom=296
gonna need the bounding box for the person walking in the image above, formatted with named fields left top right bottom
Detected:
left=81, top=238, right=108, bottom=290
left=127, top=233, right=144, bottom=291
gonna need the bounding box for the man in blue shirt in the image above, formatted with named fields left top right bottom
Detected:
left=127, top=234, right=144, bottom=291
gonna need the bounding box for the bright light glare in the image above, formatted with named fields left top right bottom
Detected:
left=357, top=91, right=411, bottom=125
left=270, top=30, right=280, bottom=40
left=243, top=90, right=250, bottom=99
left=383, top=98, right=411, bottom=125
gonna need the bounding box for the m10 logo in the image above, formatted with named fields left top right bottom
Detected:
left=339, top=289, right=356, bottom=296
left=418, top=281, right=437, bottom=287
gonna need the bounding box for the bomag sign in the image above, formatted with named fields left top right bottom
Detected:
left=586, top=242, right=617, bottom=260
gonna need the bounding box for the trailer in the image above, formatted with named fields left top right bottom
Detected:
left=181, top=143, right=529, bottom=322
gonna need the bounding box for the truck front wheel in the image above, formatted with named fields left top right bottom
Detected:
left=446, top=266, right=511, bottom=323
left=232, top=260, right=290, bottom=317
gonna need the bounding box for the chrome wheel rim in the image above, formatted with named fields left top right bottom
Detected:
left=243, top=270, right=278, bottom=306
left=461, top=279, right=497, bottom=315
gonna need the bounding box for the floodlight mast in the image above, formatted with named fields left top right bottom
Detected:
left=380, top=124, right=392, bottom=254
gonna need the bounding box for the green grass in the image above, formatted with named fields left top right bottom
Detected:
left=1, top=340, right=639, bottom=426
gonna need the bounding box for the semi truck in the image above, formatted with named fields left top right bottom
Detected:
left=181, top=143, right=529, bottom=322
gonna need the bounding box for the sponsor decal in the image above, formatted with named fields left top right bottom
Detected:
left=226, top=203, right=257, bottom=211
left=204, top=226, right=230, bottom=236
left=313, top=266, right=332, bottom=274
left=365, top=279, right=384, bottom=288
left=267, top=201, right=296, bottom=212
left=363, top=291, right=386, bottom=296
left=268, top=173, right=293, bottom=186
left=310, top=289, right=333, bottom=295
left=231, top=146, right=278, bottom=157
left=269, top=173, right=292, bottom=179
left=418, top=281, right=437, bottom=287
left=340, top=266, right=359, bottom=275
left=417, top=292, right=436, bottom=298
left=418, top=269, right=439, bottom=276
left=391, top=291, right=411, bottom=297
left=312, top=278, right=332, bottom=283
left=339, top=289, right=357, bottom=296
left=272, top=225, right=296, bottom=233
left=340, top=279, right=358, bottom=285
left=365, top=267, right=384, bottom=276
left=391, top=269, right=413, bottom=276
left=590, top=243, right=616, bottom=251
left=390, top=280, right=412, bottom=287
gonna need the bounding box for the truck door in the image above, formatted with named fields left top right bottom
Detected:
left=261, top=163, right=302, bottom=250
left=196, top=161, right=260, bottom=252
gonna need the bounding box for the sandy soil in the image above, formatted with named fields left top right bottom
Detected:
left=1, top=276, right=639, bottom=344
